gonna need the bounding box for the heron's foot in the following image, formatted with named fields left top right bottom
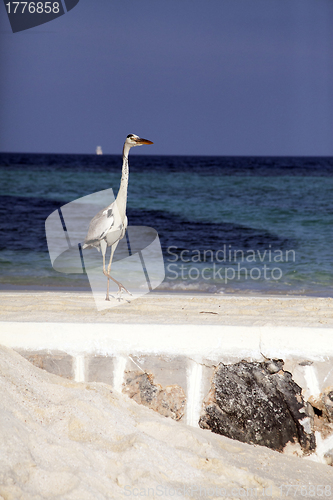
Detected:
left=117, top=282, right=132, bottom=297
left=103, top=269, right=132, bottom=297
left=105, top=295, right=110, bottom=301
left=115, top=289, right=131, bottom=303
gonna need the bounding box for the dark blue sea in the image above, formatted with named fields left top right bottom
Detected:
left=0, top=153, right=332, bottom=296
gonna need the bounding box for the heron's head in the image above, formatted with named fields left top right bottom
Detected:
left=125, top=134, right=154, bottom=148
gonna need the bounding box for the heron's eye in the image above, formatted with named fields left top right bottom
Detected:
left=127, top=134, right=134, bottom=139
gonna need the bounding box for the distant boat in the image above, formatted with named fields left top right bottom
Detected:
left=96, top=146, right=103, bottom=155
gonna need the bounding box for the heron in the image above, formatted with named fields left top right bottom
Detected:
left=82, top=134, right=153, bottom=300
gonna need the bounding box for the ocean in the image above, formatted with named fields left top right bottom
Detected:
left=0, top=153, right=332, bottom=297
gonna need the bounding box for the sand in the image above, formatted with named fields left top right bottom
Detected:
left=0, top=344, right=332, bottom=500
left=0, top=291, right=333, bottom=327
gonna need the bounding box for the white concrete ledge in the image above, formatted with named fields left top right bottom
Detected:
left=1, top=322, right=332, bottom=362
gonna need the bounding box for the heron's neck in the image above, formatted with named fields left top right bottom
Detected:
left=116, top=144, right=130, bottom=215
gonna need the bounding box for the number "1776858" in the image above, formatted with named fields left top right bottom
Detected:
left=5, top=2, right=60, bottom=14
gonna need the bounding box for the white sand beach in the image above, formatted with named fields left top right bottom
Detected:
left=1, top=292, right=332, bottom=327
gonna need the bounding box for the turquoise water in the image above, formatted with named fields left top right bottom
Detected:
left=0, top=153, right=332, bottom=296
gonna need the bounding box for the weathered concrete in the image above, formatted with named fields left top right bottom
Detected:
left=127, top=354, right=188, bottom=392
left=1, top=308, right=332, bottom=464
left=87, top=355, right=114, bottom=386
left=7, top=348, right=333, bottom=463
left=17, top=350, right=74, bottom=380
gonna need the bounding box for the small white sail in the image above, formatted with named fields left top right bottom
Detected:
left=96, top=146, right=103, bottom=155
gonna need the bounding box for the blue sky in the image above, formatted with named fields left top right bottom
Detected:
left=0, top=0, right=332, bottom=156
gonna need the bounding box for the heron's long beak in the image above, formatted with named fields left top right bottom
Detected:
left=136, top=137, right=153, bottom=145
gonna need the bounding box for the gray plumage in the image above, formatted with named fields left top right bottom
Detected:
left=83, top=203, right=127, bottom=251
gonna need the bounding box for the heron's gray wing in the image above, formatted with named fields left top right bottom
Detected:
left=83, top=203, right=115, bottom=247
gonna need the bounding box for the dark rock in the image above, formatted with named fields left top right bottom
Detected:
left=123, top=371, right=186, bottom=421
left=199, top=360, right=316, bottom=454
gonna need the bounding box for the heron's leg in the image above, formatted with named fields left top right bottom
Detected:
left=105, top=246, right=115, bottom=300
left=103, top=245, right=132, bottom=298
left=107, top=245, right=115, bottom=276
left=102, top=251, right=111, bottom=301
left=103, top=246, right=132, bottom=300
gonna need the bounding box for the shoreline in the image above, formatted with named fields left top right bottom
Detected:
left=1, top=283, right=332, bottom=297
left=1, top=281, right=333, bottom=298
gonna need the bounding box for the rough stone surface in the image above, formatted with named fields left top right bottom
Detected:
left=199, top=360, right=316, bottom=454
left=324, top=450, right=333, bottom=466
left=310, top=387, right=333, bottom=427
left=123, top=371, right=186, bottom=421
left=16, top=350, right=74, bottom=379
left=319, top=387, right=333, bottom=423
left=309, top=386, right=333, bottom=462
